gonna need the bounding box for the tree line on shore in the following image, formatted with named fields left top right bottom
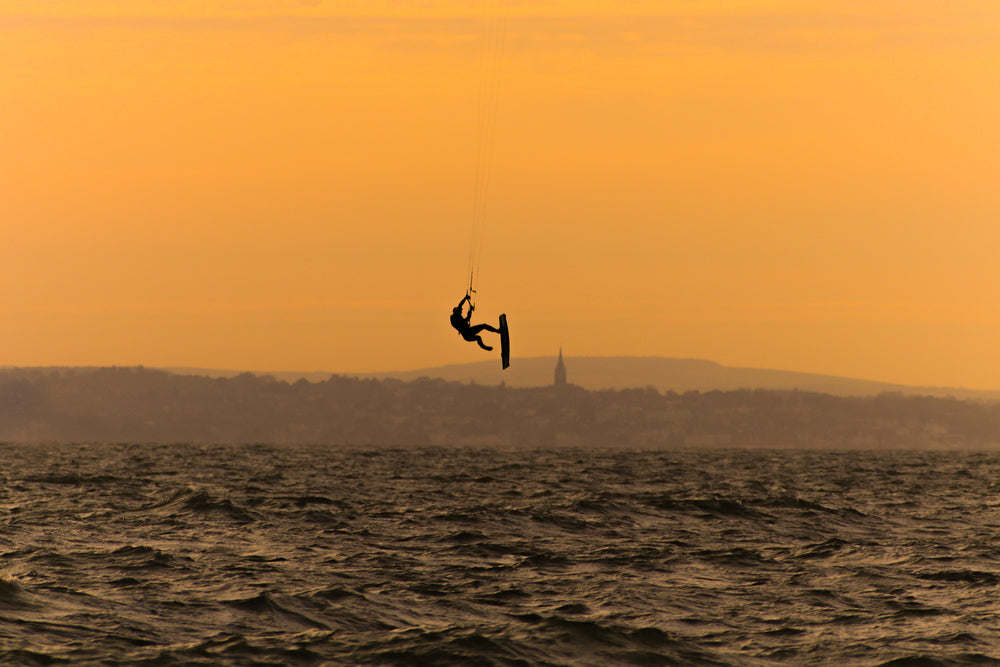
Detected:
left=1, top=366, right=998, bottom=448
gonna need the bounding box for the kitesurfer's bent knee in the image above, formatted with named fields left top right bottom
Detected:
left=460, top=329, right=494, bottom=350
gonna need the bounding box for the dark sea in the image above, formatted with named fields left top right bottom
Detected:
left=3, top=444, right=1000, bottom=666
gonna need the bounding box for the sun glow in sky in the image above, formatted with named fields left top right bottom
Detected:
left=3, top=1, right=1000, bottom=387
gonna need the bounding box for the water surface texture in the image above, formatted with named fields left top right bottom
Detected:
left=3, top=444, right=1000, bottom=666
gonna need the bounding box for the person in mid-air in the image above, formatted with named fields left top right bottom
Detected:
left=450, top=293, right=501, bottom=351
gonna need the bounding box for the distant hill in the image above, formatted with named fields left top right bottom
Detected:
left=355, top=356, right=1000, bottom=401
left=156, top=357, right=1000, bottom=400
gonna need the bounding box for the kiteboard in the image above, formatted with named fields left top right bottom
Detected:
left=499, top=314, right=510, bottom=369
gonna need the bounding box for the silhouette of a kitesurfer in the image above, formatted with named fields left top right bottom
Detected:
left=451, top=293, right=501, bottom=351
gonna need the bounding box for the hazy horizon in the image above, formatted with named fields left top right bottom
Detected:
left=3, top=1, right=999, bottom=388
left=9, top=353, right=1000, bottom=397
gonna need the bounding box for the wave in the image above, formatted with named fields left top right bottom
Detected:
left=304, top=586, right=367, bottom=603
left=223, top=591, right=330, bottom=631
left=439, top=541, right=532, bottom=559
left=791, top=538, right=851, bottom=560
left=436, top=530, right=488, bottom=544
left=23, top=472, right=126, bottom=486
left=360, top=625, right=550, bottom=667
left=695, top=547, right=774, bottom=565
left=298, top=509, right=350, bottom=528
left=105, top=545, right=194, bottom=571
left=757, top=494, right=867, bottom=518
left=140, top=488, right=260, bottom=523
left=916, top=570, right=1000, bottom=586
left=530, top=511, right=594, bottom=531
left=152, top=631, right=331, bottom=665
left=873, top=655, right=997, bottom=667
left=283, top=495, right=351, bottom=509
left=473, top=588, right=531, bottom=606
left=642, top=495, right=771, bottom=519
left=508, top=615, right=731, bottom=665
left=0, top=573, right=31, bottom=607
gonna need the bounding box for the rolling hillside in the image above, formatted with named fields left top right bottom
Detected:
left=357, top=356, right=1000, bottom=400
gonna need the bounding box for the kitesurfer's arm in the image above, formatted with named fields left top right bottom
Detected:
left=459, top=293, right=474, bottom=318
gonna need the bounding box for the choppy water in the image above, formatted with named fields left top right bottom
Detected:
left=3, top=444, right=1000, bottom=665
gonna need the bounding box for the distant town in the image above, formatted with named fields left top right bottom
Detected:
left=2, top=357, right=1000, bottom=449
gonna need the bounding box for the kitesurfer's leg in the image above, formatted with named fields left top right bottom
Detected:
left=467, top=323, right=500, bottom=336
left=475, top=336, right=493, bottom=351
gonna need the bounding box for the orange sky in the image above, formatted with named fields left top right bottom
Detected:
left=3, top=1, right=1000, bottom=388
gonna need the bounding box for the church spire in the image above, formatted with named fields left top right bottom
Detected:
left=554, top=346, right=567, bottom=387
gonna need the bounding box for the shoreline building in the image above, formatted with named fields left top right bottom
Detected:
left=554, top=347, right=567, bottom=388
